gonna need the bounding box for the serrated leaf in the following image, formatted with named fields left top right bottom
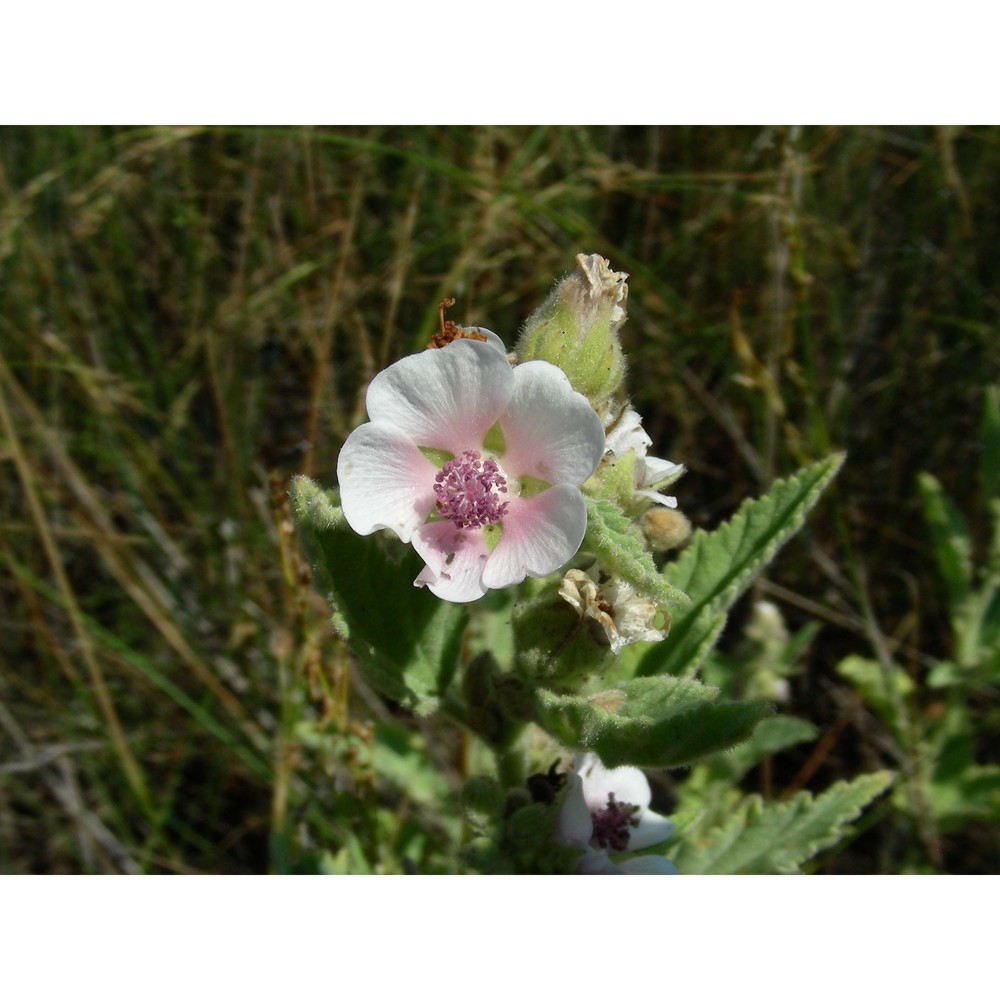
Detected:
left=639, top=453, right=844, bottom=677
left=583, top=496, right=690, bottom=611
left=672, top=771, right=893, bottom=874
left=289, top=475, right=467, bottom=714
left=533, top=675, right=772, bottom=768
left=638, top=607, right=729, bottom=678
left=918, top=471, right=973, bottom=605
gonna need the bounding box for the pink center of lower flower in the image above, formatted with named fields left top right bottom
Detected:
left=590, top=793, right=640, bottom=852
left=434, top=450, right=509, bottom=529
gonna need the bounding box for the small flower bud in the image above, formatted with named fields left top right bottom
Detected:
left=516, top=253, right=628, bottom=410
left=641, top=506, right=692, bottom=552
left=511, top=582, right=612, bottom=685
left=741, top=601, right=796, bottom=704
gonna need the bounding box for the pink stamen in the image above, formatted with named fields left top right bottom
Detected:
left=434, top=450, right=509, bottom=529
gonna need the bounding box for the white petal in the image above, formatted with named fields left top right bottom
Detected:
left=576, top=754, right=652, bottom=814
left=616, top=854, right=679, bottom=875
left=457, top=326, right=507, bottom=354
left=480, top=485, right=586, bottom=590
left=576, top=850, right=623, bottom=874
left=499, top=361, right=605, bottom=485
left=411, top=521, right=490, bottom=602
left=604, top=405, right=651, bottom=459
left=366, top=339, right=513, bottom=455
left=637, top=489, right=678, bottom=508
left=640, top=456, right=683, bottom=488
left=337, top=422, right=437, bottom=543
left=629, top=809, right=675, bottom=851
left=556, top=773, right=594, bottom=849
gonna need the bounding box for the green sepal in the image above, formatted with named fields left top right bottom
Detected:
left=419, top=446, right=453, bottom=468
left=638, top=453, right=844, bottom=677
left=532, top=675, right=773, bottom=768
left=588, top=450, right=639, bottom=509
left=583, top=496, right=690, bottom=612
left=289, top=475, right=467, bottom=715
left=482, top=421, right=506, bottom=456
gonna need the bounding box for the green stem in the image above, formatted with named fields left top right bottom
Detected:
left=495, top=742, right=527, bottom=789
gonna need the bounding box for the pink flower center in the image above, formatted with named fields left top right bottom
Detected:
left=590, top=793, right=640, bottom=852
left=434, top=450, right=509, bottom=529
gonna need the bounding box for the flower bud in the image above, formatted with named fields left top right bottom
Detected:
left=516, top=253, right=628, bottom=411
left=511, top=582, right=611, bottom=685
left=641, top=506, right=692, bottom=552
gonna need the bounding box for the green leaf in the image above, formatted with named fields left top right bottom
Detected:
left=927, top=704, right=1000, bottom=828
left=320, top=838, right=374, bottom=875
left=918, top=471, right=973, bottom=606
left=672, top=771, right=894, bottom=874
left=532, top=675, right=772, bottom=768
left=372, top=723, right=454, bottom=807
left=639, top=453, right=844, bottom=677
left=289, top=475, right=467, bottom=714
left=705, top=714, right=819, bottom=783
left=583, top=496, right=690, bottom=611
left=930, top=764, right=1000, bottom=829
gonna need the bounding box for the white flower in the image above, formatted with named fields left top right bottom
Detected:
left=336, top=334, right=605, bottom=603
left=559, top=565, right=665, bottom=654
left=557, top=752, right=677, bottom=874
left=604, top=405, right=684, bottom=508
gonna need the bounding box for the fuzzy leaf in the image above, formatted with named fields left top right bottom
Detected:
left=584, top=496, right=690, bottom=611
left=639, top=453, right=844, bottom=677
left=672, top=771, right=893, bottom=874
left=290, top=475, right=466, bottom=714
left=532, top=675, right=772, bottom=768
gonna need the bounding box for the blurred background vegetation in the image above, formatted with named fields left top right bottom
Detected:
left=1, top=125, right=997, bottom=873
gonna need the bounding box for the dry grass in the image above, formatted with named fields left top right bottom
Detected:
left=1, top=126, right=998, bottom=872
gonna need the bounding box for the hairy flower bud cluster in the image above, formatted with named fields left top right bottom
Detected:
left=517, top=253, right=628, bottom=414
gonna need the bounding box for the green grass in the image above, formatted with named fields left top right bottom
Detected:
left=1, top=125, right=998, bottom=872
